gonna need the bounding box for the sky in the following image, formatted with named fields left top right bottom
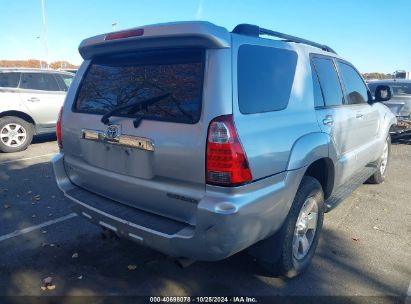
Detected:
left=0, top=0, right=410, bottom=73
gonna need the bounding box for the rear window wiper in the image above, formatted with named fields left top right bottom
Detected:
left=101, top=93, right=170, bottom=126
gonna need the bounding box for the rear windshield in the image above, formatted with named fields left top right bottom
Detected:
left=74, top=49, right=205, bottom=124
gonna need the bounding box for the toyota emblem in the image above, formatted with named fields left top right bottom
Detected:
left=106, top=124, right=121, bottom=140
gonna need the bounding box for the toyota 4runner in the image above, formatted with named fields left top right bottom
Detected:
left=52, top=22, right=396, bottom=277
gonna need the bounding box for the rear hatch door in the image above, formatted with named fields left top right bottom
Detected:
left=63, top=48, right=208, bottom=225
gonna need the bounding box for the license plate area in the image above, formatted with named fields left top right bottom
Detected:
left=80, top=129, right=154, bottom=179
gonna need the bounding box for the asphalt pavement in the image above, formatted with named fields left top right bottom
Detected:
left=0, top=135, right=410, bottom=303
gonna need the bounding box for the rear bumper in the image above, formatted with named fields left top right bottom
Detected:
left=52, top=153, right=304, bottom=261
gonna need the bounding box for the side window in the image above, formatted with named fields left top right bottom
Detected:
left=312, top=67, right=325, bottom=107
left=0, top=72, right=20, bottom=88
left=338, top=62, right=368, bottom=104
left=238, top=45, right=298, bottom=114
left=60, top=74, right=74, bottom=90
left=367, top=83, right=378, bottom=98
left=20, top=73, right=60, bottom=91
left=312, top=57, right=344, bottom=107
left=54, top=74, right=73, bottom=91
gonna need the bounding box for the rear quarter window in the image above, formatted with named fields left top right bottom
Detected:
left=0, top=72, right=20, bottom=88
left=74, top=48, right=205, bottom=124
left=237, top=45, right=298, bottom=114
left=55, top=74, right=74, bottom=91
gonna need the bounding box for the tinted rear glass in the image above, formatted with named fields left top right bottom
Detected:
left=55, top=74, right=74, bottom=91
left=20, top=73, right=60, bottom=91
left=337, top=61, right=368, bottom=104
left=74, top=49, right=205, bottom=124
left=238, top=45, right=297, bottom=114
left=0, top=72, right=20, bottom=88
left=312, top=68, right=325, bottom=107
left=312, top=57, right=344, bottom=106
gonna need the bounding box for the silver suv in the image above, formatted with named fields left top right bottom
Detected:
left=52, top=22, right=396, bottom=277
left=0, top=68, right=74, bottom=152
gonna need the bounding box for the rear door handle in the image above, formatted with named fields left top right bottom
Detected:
left=27, top=97, right=40, bottom=102
left=322, top=115, right=334, bottom=126
left=355, top=113, right=364, bottom=119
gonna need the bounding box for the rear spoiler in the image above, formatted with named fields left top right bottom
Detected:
left=78, top=21, right=231, bottom=60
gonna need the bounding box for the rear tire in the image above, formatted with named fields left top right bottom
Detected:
left=0, top=116, right=34, bottom=153
left=255, top=176, right=325, bottom=278
left=367, top=135, right=391, bottom=184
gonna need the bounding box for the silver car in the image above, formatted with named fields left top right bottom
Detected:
left=0, top=68, right=74, bottom=152
left=52, top=22, right=396, bottom=277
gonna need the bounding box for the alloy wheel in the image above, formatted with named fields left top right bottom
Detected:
left=0, top=123, right=28, bottom=148
left=380, top=141, right=389, bottom=175
left=292, top=196, right=319, bottom=260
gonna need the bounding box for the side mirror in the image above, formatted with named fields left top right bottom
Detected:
left=374, top=85, right=392, bottom=102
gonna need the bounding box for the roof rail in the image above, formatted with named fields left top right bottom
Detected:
left=232, top=24, right=337, bottom=54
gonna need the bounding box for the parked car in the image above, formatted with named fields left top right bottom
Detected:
left=0, top=68, right=74, bottom=152
left=52, top=22, right=396, bottom=278
left=63, top=68, right=78, bottom=74
left=392, top=70, right=411, bottom=80
left=368, top=80, right=411, bottom=136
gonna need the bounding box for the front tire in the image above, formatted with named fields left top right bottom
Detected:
left=257, top=176, right=325, bottom=278
left=367, top=135, right=391, bottom=184
left=0, top=116, right=34, bottom=153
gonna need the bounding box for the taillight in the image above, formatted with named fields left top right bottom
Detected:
left=105, top=28, right=144, bottom=40
left=206, top=115, right=252, bottom=186
left=56, top=107, right=63, bottom=150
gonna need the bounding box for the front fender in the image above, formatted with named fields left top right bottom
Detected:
left=286, top=132, right=330, bottom=170
left=385, top=112, right=397, bottom=135
left=378, top=104, right=397, bottom=138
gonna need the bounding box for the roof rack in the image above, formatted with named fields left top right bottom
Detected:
left=232, top=24, right=337, bottom=54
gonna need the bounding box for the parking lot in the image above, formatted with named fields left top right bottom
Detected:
left=0, top=136, right=410, bottom=301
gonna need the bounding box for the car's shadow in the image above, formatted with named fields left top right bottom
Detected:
left=31, top=134, right=57, bottom=145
